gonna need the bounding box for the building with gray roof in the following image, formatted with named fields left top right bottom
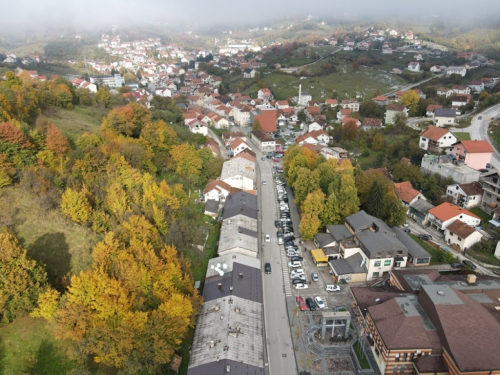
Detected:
left=223, top=192, right=258, bottom=220
left=392, top=227, right=431, bottom=266
left=219, top=216, right=258, bottom=258
left=409, top=199, right=435, bottom=225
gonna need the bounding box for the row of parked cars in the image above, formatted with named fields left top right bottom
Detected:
left=295, top=296, right=327, bottom=311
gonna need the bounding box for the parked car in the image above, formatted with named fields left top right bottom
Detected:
left=292, top=277, right=306, bottom=284
left=284, top=241, right=295, bottom=247
left=278, top=236, right=283, bottom=245
left=311, top=272, right=319, bottom=282
left=478, top=116, right=482, bottom=120
left=290, top=269, right=305, bottom=279
left=265, top=262, right=271, bottom=274
left=404, top=228, right=411, bottom=233
left=265, top=234, right=270, bottom=242
left=326, top=284, right=341, bottom=292
left=296, top=296, right=308, bottom=311
left=284, top=235, right=296, bottom=242
left=314, top=296, right=327, bottom=309
left=418, top=234, right=432, bottom=240
left=288, top=261, right=302, bottom=268
left=305, top=297, right=316, bottom=310
left=462, top=259, right=477, bottom=270
left=273, top=158, right=279, bottom=162
left=450, top=262, right=463, bottom=269
left=277, top=230, right=283, bottom=238
left=275, top=220, right=280, bottom=228
left=295, top=283, right=309, bottom=290
left=291, top=256, right=304, bottom=262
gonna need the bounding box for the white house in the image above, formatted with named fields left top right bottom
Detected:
left=433, top=108, right=457, bottom=127
left=298, top=91, right=312, bottom=106
left=419, top=125, right=458, bottom=152
left=453, top=85, right=471, bottom=95
left=296, top=130, right=329, bottom=146
left=220, top=157, right=256, bottom=191
left=230, top=138, right=252, bottom=156
left=446, top=66, right=467, bottom=77
left=187, top=120, right=208, bottom=136
left=394, top=181, right=426, bottom=213
left=437, top=87, right=454, bottom=97
left=340, top=99, right=360, bottom=112
left=251, top=129, right=276, bottom=153
left=407, top=61, right=420, bottom=72
left=444, top=220, right=483, bottom=251
left=385, top=104, right=408, bottom=124
left=213, top=116, right=230, bottom=129
left=427, top=203, right=481, bottom=233
left=308, top=122, right=323, bottom=133
left=446, top=182, right=483, bottom=209
left=203, top=180, right=238, bottom=202
left=257, top=88, right=273, bottom=102
left=467, top=81, right=485, bottom=93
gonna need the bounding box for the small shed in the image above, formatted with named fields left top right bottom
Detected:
left=310, top=248, right=329, bottom=267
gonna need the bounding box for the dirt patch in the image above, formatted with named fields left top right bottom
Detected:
left=313, top=358, right=324, bottom=372
left=325, top=356, right=354, bottom=372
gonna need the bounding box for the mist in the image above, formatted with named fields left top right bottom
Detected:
left=1, top=0, right=500, bottom=31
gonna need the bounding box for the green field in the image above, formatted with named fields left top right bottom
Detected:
left=45, top=105, right=107, bottom=139
left=352, top=340, right=370, bottom=370
left=455, top=132, right=471, bottom=141
left=410, top=234, right=446, bottom=265
left=470, top=207, right=492, bottom=227
left=0, top=316, right=76, bottom=374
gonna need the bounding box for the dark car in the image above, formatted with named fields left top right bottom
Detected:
left=450, top=262, right=463, bottom=269
left=284, top=236, right=296, bottom=242
left=277, top=230, right=283, bottom=238
left=265, top=262, right=271, bottom=274
left=462, top=259, right=477, bottom=270
left=478, top=116, right=482, bottom=120
left=274, top=220, right=280, bottom=228
left=418, top=234, right=432, bottom=240
left=290, top=256, right=304, bottom=262
left=404, top=228, right=411, bottom=233
left=284, top=240, right=295, bottom=247
left=305, top=297, right=316, bottom=311
left=291, top=278, right=305, bottom=284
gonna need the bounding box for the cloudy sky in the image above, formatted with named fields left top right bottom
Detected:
left=1, top=0, right=500, bottom=30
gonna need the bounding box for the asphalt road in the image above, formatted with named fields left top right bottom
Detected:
left=257, top=153, right=297, bottom=375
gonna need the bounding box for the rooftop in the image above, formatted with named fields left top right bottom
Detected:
left=445, top=219, right=477, bottom=239
left=392, top=227, right=431, bottom=259
left=434, top=108, right=457, bottom=118
left=419, top=125, right=451, bottom=141
left=206, top=253, right=261, bottom=279
left=428, top=202, right=480, bottom=222
left=223, top=192, right=258, bottom=220
left=221, top=158, right=256, bottom=185
left=394, top=181, right=421, bottom=203
left=459, top=140, right=494, bottom=153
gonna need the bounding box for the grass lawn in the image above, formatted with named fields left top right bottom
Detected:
left=410, top=234, right=446, bottom=265
left=468, top=250, right=500, bottom=267
left=470, top=207, right=492, bottom=227
left=0, top=187, right=98, bottom=289
left=455, top=132, right=471, bottom=141
left=352, top=340, right=370, bottom=370
left=0, top=316, right=76, bottom=374
left=490, top=123, right=500, bottom=149
left=44, top=105, right=108, bottom=140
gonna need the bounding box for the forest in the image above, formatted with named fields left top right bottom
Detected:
left=0, top=71, right=222, bottom=374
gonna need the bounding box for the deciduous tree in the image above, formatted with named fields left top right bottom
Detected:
left=45, top=123, right=70, bottom=154
left=299, top=213, right=322, bottom=241
left=384, top=192, right=407, bottom=227
left=337, top=173, right=359, bottom=221
left=61, top=188, right=93, bottom=223
left=0, top=121, right=33, bottom=149
left=170, top=143, right=203, bottom=183
left=371, top=132, right=384, bottom=151
left=400, top=90, right=420, bottom=114
left=321, top=191, right=341, bottom=225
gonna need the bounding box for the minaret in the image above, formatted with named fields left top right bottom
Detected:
left=298, top=84, right=302, bottom=105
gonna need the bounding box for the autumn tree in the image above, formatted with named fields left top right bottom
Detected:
left=293, top=168, right=320, bottom=209
left=253, top=118, right=262, bottom=131
left=371, top=132, right=384, bottom=151
left=0, top=121, right=33, bottom=149
left=343, top=120, right=359, bottom=141
left=366, top=178, right=386, bottom=219
left=337, top=172, right=360, bottom=221
left=286, top=154, right=309, bottom=187
left=48, top=218, right=201, bottom=372
left=170, top=143, right=203, bottom=184
left=321, top=191, right=341, bottom=225
left=45, top=123, right=70, bottom=154
left=61, top=188, right=93, bottom=223
left=355, top=170, right=393, bottom=206
left=95, top=87, right=111, bottom=108
left=299, top=213, right=322, bottom=240
left=384, top=192, right=407, bottom=227
left=53, top=83, right=73, bottom=108
left=0, top=153, right=15, bottom=188
left=392, top=162, right=424, bottom=190
left=400, top=90, right=420, bottom=115
left=102, top=103, right=153, bottom=138
left=0, top=230, right=49, bottom=323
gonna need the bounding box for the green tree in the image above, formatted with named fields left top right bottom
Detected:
left=392, top=162, right=424, bottom=189
left=299, top=213, right=322, bottom=240
left=61, top=188, right=93, bottom=223
left=321, top=191, right=341, bottom=225
left=384, top=193, right=407, bottom=227
left=337, top=173, right=360, bottom=221
left=95, top=88, right=111, bottom=108
left=366, top=179, right=386, bottom=218
left=371, top=133, right=384, bottom=151
left=293, top=168, right=320, bottom=209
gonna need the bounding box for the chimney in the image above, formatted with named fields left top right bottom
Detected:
left=467, top=274, right=477, bottom=284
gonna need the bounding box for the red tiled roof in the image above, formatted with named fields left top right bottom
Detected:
left=339, top=108, right=352, bottom=116
left=374, top=95, right=388, bottom=101
left=459, top=140, right=494, bottom=153
left=362, top=118, right=383, bottom=126
left=394, top=181, right=421, bottom=203
left=426, top=104, right=443, bottom=112
left=306, top=106, right=321, bottom=115
left=325, top=99, right=338, bottom=105
left=204, top=179, right=238, bottom=194
left=445, top=219, right=477, bottom=239
left=419, top=125, right=450, bottom=141
left=386, top=103, right=407, bottom=111
left=428, top=203, right=480, bottom=222
left=254, top=109, right=277, bottom=133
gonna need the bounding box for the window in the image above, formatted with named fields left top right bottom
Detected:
left=384, top=260, right=392, bottom=266
left=410, top=353, right=414, bottom=362
left=449, top=232, right=454, bottom=236
left=393, top=366, right=398, bottom=373
left=375, top=346, right=380, bottom=357
left=403, top=353, right=407, bottom=361
left=400, top=365, right=405, bottom=373
left=374, top=261, right=381, bottom=267
left=395, top=354, right=400, bottom=362
left=372, top=272, right=379, bottom=278
left=458, top=237, right=462, bottom=241
left=417, top=258, right=429, bottom=264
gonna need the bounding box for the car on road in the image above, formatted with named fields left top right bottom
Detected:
left=278, top=236, right=284, bottom=245
left=295, top=283, right=309, bottom=290
left=305, top=298, right=316, bottom=310
left=274, top=220, right=280, bottom=228
left=265, top=234, right=270, bottom=242
left=262, top=179, right=266, bottom=185
left=296, top=296, right=308, bottom=311
left=288, top=261, right=302, bottom=268
left=403, top=222, right=409, bottom=227
left=284, top=235, right=295, bottom=242
left=265, top=262, right=271, bottom=274
left=314, top=296, right=327, bottom=309
left=462, top=259, right=477, bottom=270
left=292, top=277, right=306, bottom=284
left=418, top=234, right=432, bottom=240
left=450, top=262, right=463, bottom=269
left=311, top=272, right=319, bottom=282
left=478, top=116, right=482, bottom=120
left=277, top=230, right=283, bottom=238
left=404, top=228, right=411, bottom=233
left=326, top=284, right=341, bottom=292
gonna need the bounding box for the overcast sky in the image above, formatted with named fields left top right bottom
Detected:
left=1, top=0, right=500, bottom=30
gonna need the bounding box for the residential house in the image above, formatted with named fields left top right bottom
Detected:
left=253, top=109, right=277, bottom=133
left=187, top=120, right=208, bottom=136
left=452, top=85, right=470, bottom=95
left=340, top=99, right=360, bottom=112
left=467, top=80, right=485, bottom=93
left=308, top=122, right=323, bottom=133
left=391, top=67, right=404, bottom=75
left=257, top=88, right=273, bottom=102
left=374, top=95, right=389, bottom=107
left=243, top=68, right=256, bottom=78
left=480, top=171, right=500, bottom=213
left=394, top=181, right=426, bottom=212
left=393, top=228, right=432, bottom=266
left=203, top=180, right=239, bottom=202
left=233, top=104, right=252, bottom=127
left=360, top=118, right=383, bottom=131
left=433, top=108, right=456, bottom=127
left=251, top=129, right=275, bottom=154
left=298, top=91, right=312, bottom=106
left=421, top=154, right=480, bottom=184
left=70, top=78, right=98, bottom=93
left=445, top=66, right=467, bottom=77
left=229, top=138, right=251, bottom=156
left=296, top=130, right=330, bottom=146
left=325, top=98, right=338, bottom=107
left=437, top=87, right=454, bottom=97
left=306, top=106, right=321, bottom=117
left=407, top=61, right=420, bottom=72
left=222, top=132, right=247, bottom=147
left=450, top=140, right=493, bottom=170
left=419, top=125, right=457, bottom=153
left=427, top=203, right=481, bottom=233
left=446, top=182, right=483, bottom=209
left=275, top=100, right=289, bottom=109
left=425, top=104, right=443, bottom=116
left=452, top=95, right=470, bottom=107
left=204, top=199, right=220, bottom=219
left=337, top=108, right=352, bottom=121
left=218, top=215, right=258, bottom=258
left=220, top=158, right=256, bottom=191
left=444, top=220, right=483, bottom=251
left=409, top=199, right=435, bottom=226
left=385, top=104, right=408, bottom=124
left=213, top=115, right=230, bottom=129
left=342, top=117, right=361, bottom=127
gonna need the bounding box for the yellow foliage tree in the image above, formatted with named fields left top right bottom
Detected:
left=31, top=289, right=60, bottom=321
left=106, top=182, right=129, bottom=219
left=61, top=188, right=93, bottom=223
left=0, top=152, right=15, bottom=188
left=400, top=90, right=420, bottom=114
left=170, top=144, right=203, bottom=182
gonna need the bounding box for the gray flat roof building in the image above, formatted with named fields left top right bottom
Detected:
left=223, top=192, right=258, bottom=220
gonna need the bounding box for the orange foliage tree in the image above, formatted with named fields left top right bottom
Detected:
left=45, top=123, right=70, bottom=154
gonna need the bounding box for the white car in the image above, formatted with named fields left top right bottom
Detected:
left=290, top=269, right=305, bottom=279
left=262, top=180, right=267, bottom=185
left=265, top=234, right=270, bottom=242
left=314, top=296, right=327, bottom=309
left=325, top=284, right=341, bottom=292
left=288, top=261, right=302, bottom=268
left=294, top=283, right=309, bottom=290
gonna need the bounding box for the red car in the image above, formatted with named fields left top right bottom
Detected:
left=273, top=158, right=279, bottom=162
left=296, top=296, right=308, bottom=311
